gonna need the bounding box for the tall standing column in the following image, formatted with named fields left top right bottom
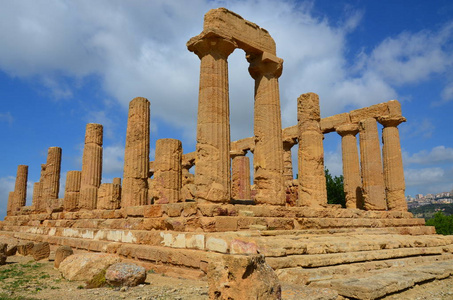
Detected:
left=41, top=147, right=62, bottom=210
left=122, top=97, right=150, bottom=207
left=13, top=165, right=28, bottom=212
left=231, top=155, right=252, bottom=200
left=283, top=140, right=296, bottom=182
left=79, top=123, right=103, bottom=210
left=187, top=33, right=236, bottom=203
left=64, top=170, right=82, bottom=211
left=153, top=138, right=182, bottom=204
left=359, top=118, right=386, bottom=210
left=336, top=124, right=363, bottom=209
left=248, top=52, right=285, bottom=205
left=378, top=116, right=407, bottom=211
left=33, top=164, right=46, bottom=212
left=297, top=92, right=327, bottom=207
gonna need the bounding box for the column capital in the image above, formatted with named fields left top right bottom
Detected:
left=336, top=123, right=359, bottom=137
left=187, top=31, right=237, bottom=60
left=247, top=52, right=283, bottom=79
left=377, top=115, right=406, bottom=127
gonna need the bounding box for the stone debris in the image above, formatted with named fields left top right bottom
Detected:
left=105, top=262, right=146, bottom=287
left=31, top=241, right=50, bottom=261
left=59, top=253, right=121, bottom=281
left=54, top=245, right=74, bottom=268
left=207, top=254, right=281, bottom=300
left=17, top=241, right=34, bottom=256
left=0, top=243, right=7, bottom=265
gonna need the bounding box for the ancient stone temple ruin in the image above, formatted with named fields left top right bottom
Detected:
left=2, top=8, right=453, bottom=299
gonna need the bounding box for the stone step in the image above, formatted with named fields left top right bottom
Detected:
left=276, top=253, right=453, bottom=285
left=266, top=246, right=453, bottom=269
left=310, top=260, right=453, bottom=300
left=0, top=214, right=428, bottom=232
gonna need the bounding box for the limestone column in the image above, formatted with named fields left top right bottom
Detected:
left=121, top=97, right=150, bottom=207
left=359, top=118, right=386, bottom=210
left=13, top=165, right=28, bottom=212
left=97, top=183, right=121, bottom=210
left=248, top=52, right=285, bottom=205
left=153, top=138, right=182, bottom=204
left=231, top=155, right=252, bottom=200
left=283, top=140, right=296, bottom=182
left=79, top=123, right=103, bottom=210
left=41, top=147, right=62, bottom=208
left=378, top=115, right=407, bottom=211
left=297, top=93, right=327, bottom=207
left=187, top=33, right=236, bottom=203
left=7, top=192, right=14, bottom=216
left=64, top=171, right=82, bottom=211
left=336, top=124, right=363, bottom=209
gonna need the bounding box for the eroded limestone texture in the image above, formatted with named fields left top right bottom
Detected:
left=188, top=33, right=236, bottom=203
left=41, top=147, right=62, bottom=210
left=79, top=124, right=103, bottom=210
left=248, top=53, right=285, bottom=205
left=336, top=124, right=363, bottom=209
left=297, top=93, right=327, bottom=207
left=379, top=115, right=407, bottom=211
left=6, top=191, right=14, bottom=216
left=64, top=171, right=81, bottom=212
left=153, top=139, right=182, bottom=204
left=13, top=165, right=28, bottom=213
left=359, top=118, right=386, bottom=210
left=231, top=155, right=251, bottom=200
left=97, top=183, right=121, bottom=210
left=32, top=164, right=47, bottom=212
left=122, top=97, right=150, bottom=207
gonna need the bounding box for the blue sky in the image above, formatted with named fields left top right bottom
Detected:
left=1, top=0, right=452, bottom=219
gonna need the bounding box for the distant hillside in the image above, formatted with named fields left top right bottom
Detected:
left=409, top=204, right=453, bottom=219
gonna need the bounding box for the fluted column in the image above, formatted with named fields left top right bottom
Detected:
left=7, top=192, right=14, bottom=216
left=97, top=183, right=121, bottom=210
left=231, top=155, right=252, bottom=200
left=64, top=171, right=82, bottom=211
left=297, top=92, right=327, bottom=207
left=153, top=138, right=182, bottom=204
left=41, top=147, right=62, bottom=210
left=283, top=139, right=296, bottom=182
left=13, top=165, right=28, bottom=213
left=31, top=182, right=41, bottom=212
left=122, top=97, right=150, bottom=207
left=79, top=123, right=103, bottom=210
left=187, top=33, right=236, bottom=203
left=378, top=115, right=407, bottom=211
left=359, top=118, right=386, bottom=210
left=33, top=164, right=46, bottom=212
left=248, top=52, right=285, bottom=205
left=336, top=124, right=363, bottom=209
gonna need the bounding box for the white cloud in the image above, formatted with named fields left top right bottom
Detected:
left=102, top=145, right=125, bottom=175
left=404, top=146, right=453, bottom=165
left=404, top=167, right=453, bottom=195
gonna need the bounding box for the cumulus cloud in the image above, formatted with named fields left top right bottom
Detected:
left=404, top=167, right=453, bottom=195
left=404, top=146, right=453, bottom=165
left=102, top=145, right=125, bottom=175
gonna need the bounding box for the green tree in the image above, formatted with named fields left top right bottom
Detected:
left=325, top=168, right=346, bottom=207
left=425, top=212, right=453, bottom=235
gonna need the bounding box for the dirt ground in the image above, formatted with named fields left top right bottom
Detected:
left=1, top=254, right=453, bottom=300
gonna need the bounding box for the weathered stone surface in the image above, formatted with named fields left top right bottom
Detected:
left=153, top=138, right=182, bottom=204
left=59, top=253, right=121, bottom=281
left=105, top=262, right=146, bottom=287
left=320, top=113, right=351, bottom=133
left=79, top=123, right=103, bottom=210
left=12, top=165, right=28, bottom=213
left=249, top=52, right=285, bottom=206
left=378, top=114, right=407, bottom=211
left=282, top=140, right=296, bottom=182
left=17, top=241, right=34, bottom=256
left=359, top=118, right=386, bottom=210
left=54, top=245, right=74, bottom=268
left=297, top=92, right=327, bottom=207
left=208, top=254, right=281, bottom=299
left=31, top=242, right=50, bottom=261
left=64, top=170, right=82, bottom=211
left=0, top=243, right=7, bottom=265
left=97, top=183, right=121, bottom=210
left=336, top=124, right=363, bottom=209
left=231, top=155, right=251, bottom=200
left=6, top=191, right=14, bottom=216
left=188, top=34, right=236, bottom=203
left=122, top=97, right=150, bottom=207
left=41, top=147, right=62, bottom=211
